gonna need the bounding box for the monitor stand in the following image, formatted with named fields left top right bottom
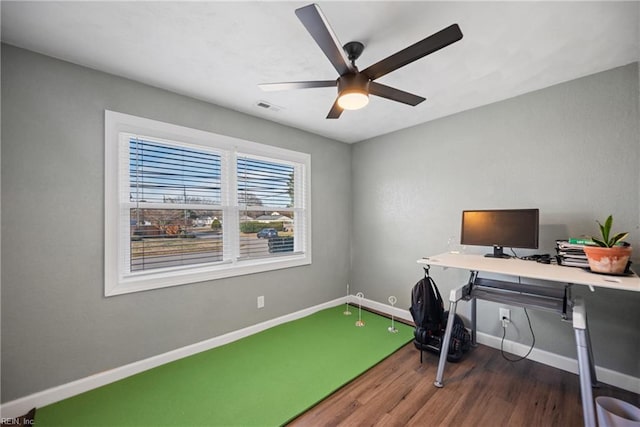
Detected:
left=485, top=246, right=511, bottom=258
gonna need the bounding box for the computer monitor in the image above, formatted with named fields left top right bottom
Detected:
left=460, top=209, right=539, bottom=258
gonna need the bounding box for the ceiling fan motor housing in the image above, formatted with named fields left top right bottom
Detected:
left=338, top=73, right=370, bottom=95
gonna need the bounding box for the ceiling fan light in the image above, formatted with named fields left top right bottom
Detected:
left=337, top=90, right=369, bottom=110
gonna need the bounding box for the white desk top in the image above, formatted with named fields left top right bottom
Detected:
left=418, top=252, right=640, bottom=292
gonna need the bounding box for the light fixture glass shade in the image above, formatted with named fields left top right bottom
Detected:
left=337, top=91, right=369, bottom=110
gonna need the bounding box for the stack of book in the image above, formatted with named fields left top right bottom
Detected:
left=556, top=238, right=593, bottom=268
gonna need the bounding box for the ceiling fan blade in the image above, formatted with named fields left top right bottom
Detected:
left=362, top=24, right=463, bottom=81
left=369, top=82, right=426, bottom=106
left=259, top=80, right=337, bottom=91
left=295, top=4, right=355, bottom=76
left=326, top=99, right=343, bottom=119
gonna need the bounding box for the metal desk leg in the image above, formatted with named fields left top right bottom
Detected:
left=585, top=319, right=598, bottom=387
left=573, top=297, right=596, bottom=427
left=470, top=296, right=477, bottom=347
left=434, top=300, right=458, bottom=388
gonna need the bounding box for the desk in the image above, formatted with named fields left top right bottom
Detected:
left=417, top=253, right=640, bottom=427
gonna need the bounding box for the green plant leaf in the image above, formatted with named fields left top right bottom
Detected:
left=597, top=215, right=613, bottom=245
left=591, top=237, right=608, bottom=247
left=610, top=232, right=629, bottom=246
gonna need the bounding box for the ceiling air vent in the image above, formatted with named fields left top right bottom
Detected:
left=255, top=100, right=282, bottom=112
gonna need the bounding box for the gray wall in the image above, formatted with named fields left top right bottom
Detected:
left=351, top=63, right=640, bottom=377
left=1, top=45, right=351, bottom=402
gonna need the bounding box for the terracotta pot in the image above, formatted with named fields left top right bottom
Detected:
left=583, top=245, right=632, bottom=274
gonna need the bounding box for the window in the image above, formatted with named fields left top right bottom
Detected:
left=105, top=111, right=311, bottom=296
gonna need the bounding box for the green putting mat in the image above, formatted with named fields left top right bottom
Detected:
left=35, top=305, right=413, bottom=426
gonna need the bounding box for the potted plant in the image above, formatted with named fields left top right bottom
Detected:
left=583, top=215, right=632, bottom=274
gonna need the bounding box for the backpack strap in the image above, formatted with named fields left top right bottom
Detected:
left=427, top=274, right=444, bottom=310
left=424, top=268, right=445, bottom=333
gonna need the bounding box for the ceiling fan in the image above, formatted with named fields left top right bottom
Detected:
left=259, top=3, right=463, bottom=119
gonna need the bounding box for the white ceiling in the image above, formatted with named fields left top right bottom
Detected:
left=2, top=1, right=638, bottom=143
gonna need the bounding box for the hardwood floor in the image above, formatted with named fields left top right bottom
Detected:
left=288, top=342, right=639, bottom=426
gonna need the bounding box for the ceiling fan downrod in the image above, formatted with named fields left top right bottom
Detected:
left=344, top=41, right=364, bottom=68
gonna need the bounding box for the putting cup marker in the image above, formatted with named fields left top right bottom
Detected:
left=355, top=292, right=365, bottom=327
left=388, top=296, right=398, bottom=333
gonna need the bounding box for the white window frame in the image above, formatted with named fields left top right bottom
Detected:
left=105, top=111, right=311, bottom=296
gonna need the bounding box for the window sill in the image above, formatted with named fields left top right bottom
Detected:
left=105, top=253, right=311, bottom=297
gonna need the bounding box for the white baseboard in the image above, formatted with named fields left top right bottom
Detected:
left=0, top=297, right=347, bottom=419
left=352, top=296, right=640, bottom=395
left=3, top=295, right=637, bottom=419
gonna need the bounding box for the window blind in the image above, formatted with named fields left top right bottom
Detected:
left=128, top=137, right=224, bottom=272
left=129, top=138, right=221, bottom=205
left=237, top=156, right=297, bottom=259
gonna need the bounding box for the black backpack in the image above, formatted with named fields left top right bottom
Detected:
left=410, top=267, right=471, bottom=363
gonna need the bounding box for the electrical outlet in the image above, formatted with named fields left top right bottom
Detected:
left=257, top=295, right=265, bottom=309
left=499, top=308, right=511, bottom=326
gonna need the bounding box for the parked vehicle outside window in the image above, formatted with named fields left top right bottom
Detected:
left=257, top=228, right=278, bottom=239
